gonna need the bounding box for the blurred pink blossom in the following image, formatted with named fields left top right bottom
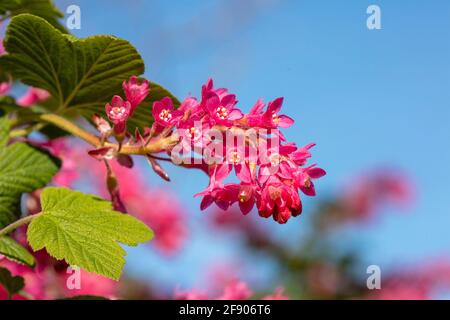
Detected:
left=0, top=40, right=5, bottom=55
left=0, top=82, right=11, bottom=96
left=17, top=87, right=50, bottom=107
left=370, top=258, right=450, bottom=300
left=217, top=280, right=252, bottom=300
left=175, top=280, right=252, bottom=300
left=262, top=287, right=289, bottom=300
left=59, top=269, right=118, bottom=299
left=43, top=139, right=80, bottom=187
left=342, top=169, right=414, bottom=221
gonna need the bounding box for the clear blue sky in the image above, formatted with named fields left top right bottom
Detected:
left=55, top=0, right=450, bottom=291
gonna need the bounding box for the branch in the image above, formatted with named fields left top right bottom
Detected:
left=37, top=113, right=179, bottom=155
left=0, top=214, right=40, bottom=237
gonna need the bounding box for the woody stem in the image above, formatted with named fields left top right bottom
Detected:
left=36, top=113, right=179, bottom=155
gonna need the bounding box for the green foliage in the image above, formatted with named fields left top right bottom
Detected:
left=0, top=0, right=20, bottom=15
left=0, top=96, right=22, bottom=114
left=1, top=14, right=181, bottom=133
left=27, top=187, right=154, bottom=280
left=0, top=236, right=35, bottom=267
left=0, top=141, right=60, bottom=228
left=0, top=0, right=65, bottom=32
left=1, top=14, right=144, bottom=112
left=0, top=266, right=25, bottom=299
left=0, top=116, right=10, bottom=147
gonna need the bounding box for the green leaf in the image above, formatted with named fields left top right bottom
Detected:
left=0, top=96, right=21, bottom=114
left=0, top=266, right=25, bottom=298
left=27, top=187, right=154, bottom=280
left=0, top=0, right=66, bottom=32
left=0, top=0, right=20, bottom=15
left=0, top=236, right=35, bottom=267
left=1, top=14, right=144, bottom=112
left=0, top=142, right=60, bottom=228
left=0, top=116, right=10, bottom=148
left=78, top=81, right=181, bottom=133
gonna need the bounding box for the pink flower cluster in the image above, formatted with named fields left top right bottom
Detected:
left=105, top=76, right=149, bottom=136
left=150, top=79, right=325, bottom=224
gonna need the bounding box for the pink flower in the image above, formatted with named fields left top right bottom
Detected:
left=263, top=97, right=294, bottom=128
left=152, top=97, right=182, bottom=127
left=178, top=96, right=202, bottom=116
left=204, top=93, right=243, bottom=126
left=236, top=184, right=258, bottom=215
left=122, top=76, right=149, bottom=113
left=201, top=78, right=229, bottom=101
left=246, top=97, right=294, bottom=129
left=295, top=165, right=327, bottom=196
left=0, top=82, right=11, bottom=96
left=201, top=79, right=243, bottom=127
left=258, top=143, right=299, bottom=183
left=217, top=280, right=252, bottom=300
left=92, top=114, right=112, bottom=137
left=197, top=182, right=240, bottom=211
left=289, top=143, right=315, bottom=166
left=257, top=177, right=302, bottom=224
left=176, top=116, right=212, bottom=154
left=212, top=144, right=254, bottom=184
left=17, top=87, right=50, bottom=107
left=105, top=95, right=132, bottom=135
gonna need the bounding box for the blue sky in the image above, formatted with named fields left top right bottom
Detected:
left=54, top=0, right=450, bottom=290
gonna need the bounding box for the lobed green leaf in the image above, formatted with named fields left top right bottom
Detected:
left=27, top=187, right=154, bottom=280
left=1, top=14, right=144, bottom=112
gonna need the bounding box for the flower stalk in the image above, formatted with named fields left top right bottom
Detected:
left=33, top=113, right=179, bottom=155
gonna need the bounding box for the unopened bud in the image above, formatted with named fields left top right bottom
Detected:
left=147, top=155, right=171, bottom=182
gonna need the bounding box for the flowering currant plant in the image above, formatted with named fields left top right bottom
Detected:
left=0, top=1, right=325, bottom=298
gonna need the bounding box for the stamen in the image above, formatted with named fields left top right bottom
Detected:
left=159, top=109, right=173, bottom=122
left=216, top=106, right=229, bottom=120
